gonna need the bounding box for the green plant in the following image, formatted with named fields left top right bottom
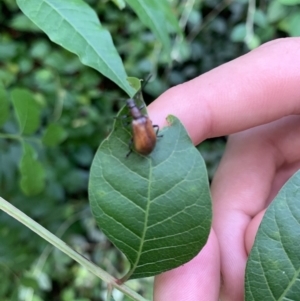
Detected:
left=0, top=1, right=212, bottom=300
left=1, top=0, right=299, bottom=300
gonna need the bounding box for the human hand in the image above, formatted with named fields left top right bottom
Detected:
left=148, top=38, right=300, bottom=301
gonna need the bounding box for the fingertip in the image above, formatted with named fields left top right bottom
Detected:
left=153, top=231, right=220, bottom=301
left=148, top=37, right=300, bottom=145
left=148, top=82, right=212, bottom=144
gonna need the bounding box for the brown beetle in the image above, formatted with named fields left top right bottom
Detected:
left=126, top=98, right=160, bottom=157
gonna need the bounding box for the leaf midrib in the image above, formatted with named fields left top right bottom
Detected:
left=126, top=159, right=153, bottom=278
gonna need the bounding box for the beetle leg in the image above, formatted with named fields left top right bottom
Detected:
left=114, top=115, right=129, bottom=120
left=126, top=138, right=134, bottom=158
left=153, top=125, right=163, bottom=137
left=114, top=115, right=131, bottom=127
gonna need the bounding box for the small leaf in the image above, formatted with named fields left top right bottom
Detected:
left=11, top=88, right=41, bottom=135
left=0, top=82, right=9, bottom=128
left=245, top=34, right=261, bottom=50
left=110, top=0, right=126, bottom=10
left=89, top=102, right=212, bottom=280
left=278, top=12, right=300, bottom=36
left=42, top=123, right=68, bottom=147
left=230, top=23, right=246, bottom=42
left=16, top=0, right=135, bottom=97
left=19, top=143, right=45, bottom=196
left=20, top=276, right=39, bottom=289
left=171, top=38, right=191, bottom=63
left=254, top=10, right=268, bottom=28
left=125, top=0, right=171, bottom=55
left=245, top=170, right=300, bottom=300
left=127, top=77, right=142, bottom=92
left=153, top=0, right=182, bottom=35
left=267, top=1, right=289, bottom=23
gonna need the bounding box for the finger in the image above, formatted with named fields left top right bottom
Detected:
left=211, top=116, right=300, bottom=300
left=244, top=209, right=266, bottom=255
left=245, top=160, right=300, bottom=253
left=154, top=230, right=220, bottom=301
left=212, top=134, right=276, bottom=301
left=148, top=38, right=300, bottom=145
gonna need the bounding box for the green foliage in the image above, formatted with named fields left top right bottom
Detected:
left=42, top=124, right=68, bottom=147
left=11, top=88, right=41, bottom=135
left=127, top=77, right=142, bottom=92
left=245, top=170, right=300, bottom=300
left=267, top=1, right=289, bottom=23
left=89, top=106, right=211, bottom=280
left=125, top=0, right=172, bottom=56
left=111, top=0, right=126, bottom=10
left=231, top=23, right=247, bottom=42
left=0, top=83, right=9, bottom=127
left=279, top=0, right=300, bottom=5
left=19, top=142, right=46, bottom=196
left=278, top=12, right=300, bottom=36
left=20, top=276, right=39, bottom=290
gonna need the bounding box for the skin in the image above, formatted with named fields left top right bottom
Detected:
left=147, top=37, right=300, bottom=301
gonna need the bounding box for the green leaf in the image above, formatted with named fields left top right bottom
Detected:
left=0, top=69, right=16, bottom=87
left=267, top=1, right=289, bottom=23
left=230, top=23, right=246, bottom=42
left=127, top=77, right=142, bottom=92
left=245, top=170, right=300, bottom=300
left=171, top=38, right=191, bottom=63
left=20, top=276, right=39, bottom=289
left=245, top=34, right=261, bottom=50
left=125, top=0, right=171, bottom=55
left=0, top=82, right=9, bottom=128
left=19, top=143, right=46, bottom=196
left=9, top=13, right=41, bottom=32
left=110, top=0, right=126, bottom=10
left=42, top=123, right=68, bottom=147
left=11, top=88, right=41, bottom=135
left=16, top=0, right=135, bottom=97
left=254, top=10, right=268, bottom=28
left=278, top=0, right=300, bottom=5
left=88, top=103, right=212, bottom=280
left=153, top=0, right=182, bottom=35
left=0, top=41, right=18, bottom=60
left=278, top=12, right=300, bottom=36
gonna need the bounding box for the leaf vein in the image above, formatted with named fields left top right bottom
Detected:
left=145, top=224, right=203, bottom=242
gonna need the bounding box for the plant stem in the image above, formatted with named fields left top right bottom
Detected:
left=0, top=133, right=41, bottom=144
left=0, top=133, right=22, bottom=140
left=0, top=196, right=149, bottom=301
left=245, top=0, right=256, bottom=47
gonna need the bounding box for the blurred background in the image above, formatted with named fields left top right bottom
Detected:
left=0, top=0, right=297, bottom=300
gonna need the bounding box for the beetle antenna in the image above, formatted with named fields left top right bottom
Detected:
left=133, top=74, right=152, bottom=99
left=141, top=74, right=152, bottom=89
